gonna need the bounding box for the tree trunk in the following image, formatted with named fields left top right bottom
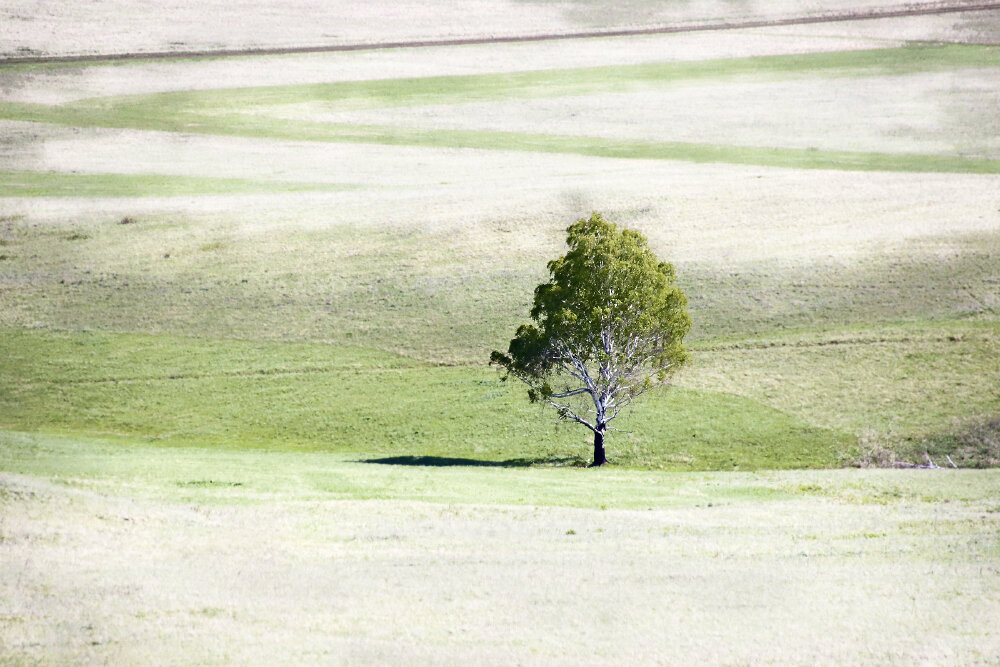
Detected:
left=589, top=428, right=607, bottom=467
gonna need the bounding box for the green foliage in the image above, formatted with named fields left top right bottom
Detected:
left=494, top=213, right=690, bottom=459
left=0, top=169, right=353, bottom=198
left=530, top=212, right=689, bottom=368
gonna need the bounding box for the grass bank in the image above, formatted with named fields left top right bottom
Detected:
left=0, top=329, right=849, bottom=470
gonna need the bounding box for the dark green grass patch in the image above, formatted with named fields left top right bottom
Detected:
left=2, top=214, right=998, bottom=364
left=0, top=329, right=848, bottom=470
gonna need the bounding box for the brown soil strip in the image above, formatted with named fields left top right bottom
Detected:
left=3, top=1, right=999, bottom=66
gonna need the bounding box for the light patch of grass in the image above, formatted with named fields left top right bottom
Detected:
left=0, top=0, right=976, bottom=61
left=299, top=69, right=999, bottom=158
left=1, top=429, right=997, bottom=508
left=1, top=431, right=998, bottom=663
left=682, top=320, right=1000, bottom=441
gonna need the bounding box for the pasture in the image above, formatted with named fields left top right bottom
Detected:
left=2, top=431, right=999, bottom=664
left=1, top=0, right=999, bottom=663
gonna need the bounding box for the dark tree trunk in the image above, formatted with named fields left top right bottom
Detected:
left=589, top=428, right=607, bottom=467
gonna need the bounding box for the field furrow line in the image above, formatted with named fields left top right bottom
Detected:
left=3, top=1, right=999, bottom=65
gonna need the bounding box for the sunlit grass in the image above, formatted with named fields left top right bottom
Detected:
left=3, top=430, right=997, bottom=663
left=0, top=37, right=997, bottom=463
left=2, top=429, right=997, bottom=507
left=0, top=329, right=849, bottom=470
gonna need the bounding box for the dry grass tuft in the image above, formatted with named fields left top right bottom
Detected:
left=851, top=429, right=902, bottom=468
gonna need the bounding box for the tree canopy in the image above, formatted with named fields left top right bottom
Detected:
left=491, top=212, right=691, bottom=466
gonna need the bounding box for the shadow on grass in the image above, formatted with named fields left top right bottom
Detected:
left=360, top=455, right=586, bottom=468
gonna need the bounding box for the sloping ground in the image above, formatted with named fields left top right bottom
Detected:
left=0, top=3, right=997, bottom=465
left=0, top=330, right=848, bottom=470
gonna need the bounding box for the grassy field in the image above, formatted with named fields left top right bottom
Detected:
left=2, top=431, right=999, bottom=664
left=2, top=2, right=1000, bottom=662
left=1, top=11, right=998, bottom=462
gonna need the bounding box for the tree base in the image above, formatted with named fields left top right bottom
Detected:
left=590, top=429, right=607, bottom=467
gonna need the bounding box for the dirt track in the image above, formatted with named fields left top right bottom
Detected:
left=3, top=0, right=999, bottom=66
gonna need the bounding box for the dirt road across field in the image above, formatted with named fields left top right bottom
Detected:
left=3, top=0, right=999, bottom=65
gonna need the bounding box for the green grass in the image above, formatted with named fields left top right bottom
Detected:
left=2, top=323, right=996, bottom=468
left=1, top=428, right=996, bottom=508
left=685, top=320, right=1000, bottom=439
left=0, top=170, right=358, bottom=197
left=0, top=329, right=849, bottom=470
left=3, top=19, right=999, bottom=665
left=1, top=208, right=996, bottom=462
left=2, top=213, right=997, bottom=361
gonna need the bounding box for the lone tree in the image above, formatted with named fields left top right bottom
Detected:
left=491, top=212, right=690, bottom=466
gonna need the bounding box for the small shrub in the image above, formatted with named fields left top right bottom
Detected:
left=851, top=430, right=900, bottom=468
left=64, top=231, right=90, bottom=241
left=118, top=216, right=137, bottom=225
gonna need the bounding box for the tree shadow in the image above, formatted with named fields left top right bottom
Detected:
left=359, top=455, right=586, bottom=468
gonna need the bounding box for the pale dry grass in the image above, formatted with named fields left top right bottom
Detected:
left=3, top=120, right=997, bottom=268
left=0, top=0, right=943, bottom=59
left=2, top=468, right=998, bottom=665
left=759, top=7, right=1000, bottom=44
left=275, top=68, right=1000, bottom=157
left=0, top=29, right=897, bottom=106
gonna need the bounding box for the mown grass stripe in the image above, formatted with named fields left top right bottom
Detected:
left=0, top=170, right=360, bottom=198
left=70, top=43, right=1000, bottom=112
left=4, top=102, right=996, bottom=174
